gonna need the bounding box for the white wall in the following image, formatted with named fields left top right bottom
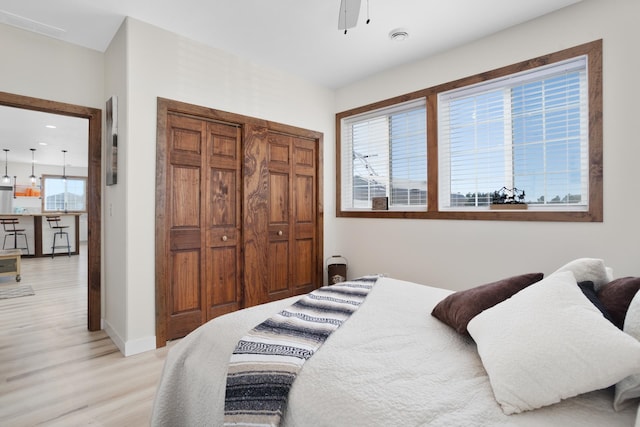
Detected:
left=102, top=22, right=130, bottom=353
left=333, top=0, right=640, bottom=290
left=0, top=25, right=104, bottom=108
left=119, top=18, right=335, bottom=354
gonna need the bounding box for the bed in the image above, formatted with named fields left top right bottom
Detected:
left=151, top=259, right=640, bottom=426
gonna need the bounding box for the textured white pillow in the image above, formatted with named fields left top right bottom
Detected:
left=553, top=258, right=610, bottom=291
left=614, top=291, right=640, bottom=410
left=606, top=266, right=615, bottom=282
left=468, top=271, right=640, bottom=415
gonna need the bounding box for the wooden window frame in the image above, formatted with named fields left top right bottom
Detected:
left=336, top=39, right=603, bottom=222
left=41, top=174, right=88, bottom=213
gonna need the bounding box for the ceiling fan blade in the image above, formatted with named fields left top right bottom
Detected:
left=338, top=0, right=361, bottom=31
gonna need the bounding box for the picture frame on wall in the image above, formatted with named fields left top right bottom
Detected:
left=106, top=96, right=118, bottom=186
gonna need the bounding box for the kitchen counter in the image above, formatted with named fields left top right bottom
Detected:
left=5, top=213, right=83, bottom=217
left=0, top=213, right=81, bottom=257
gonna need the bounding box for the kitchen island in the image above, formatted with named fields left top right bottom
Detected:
left=0, top=213, right=81, bottom=257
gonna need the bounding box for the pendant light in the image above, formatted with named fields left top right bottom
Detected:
left=2, top=149, right=10, bottom=184
left=29, top=148, right=37, bottom=184
left=61, top=149, right=68, bottom=181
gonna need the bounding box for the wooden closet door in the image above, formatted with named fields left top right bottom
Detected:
left=266, top=132, right=317, bottom=301
left=291, top=136, right=317, bottom=295
left=163, top=114, right=241, bottom=341
left=266, top=133, right=291, bottom=300
left=165, top=114, right=206, bottom=340
left=204, top=122, right=242, bottom=320
left=156, top=98, right=324, bottom=347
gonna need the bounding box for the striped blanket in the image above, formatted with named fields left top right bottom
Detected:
left=223, top=276, right=379, bottom=426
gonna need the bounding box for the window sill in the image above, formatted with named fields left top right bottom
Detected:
left=337, top=207, right=600, bottom=222
left=489, top=204, right=528, bottom=210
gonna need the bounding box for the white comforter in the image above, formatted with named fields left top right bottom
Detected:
left=151, top=277, right=635, bottom=426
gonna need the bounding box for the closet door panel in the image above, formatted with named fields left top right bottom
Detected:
left=171, top=166, right=201, bottom=227
left=267, top=167, right=291, bottom=296
left=269, top=173, right=289, bottom=223
left=242, top=125, right=269, bottom=308
left=205, top=122, right=242, bottom=320
left=209, top=169, right=237, bottom=227
left=168, top=249, right=203, bottom=339
left=294, top=174, right=313, bottom=224
left=269, top=140, right=290, bottom=165
left=267, top=133, right=292, bottom=300
left=206, top=246, right=239, bottom=319
left=170, top=250, right=201, bottom=313
left=291, top=137, right=317, bottom=295
left=165, top=115, right=206, bottom=340
left=170, top=229, right=200, bottom=250
left=172, top=118, right=202, bottom=154
left=294, top=239, right=313, bottom=288
left=268, top=240, right=289, bottom=294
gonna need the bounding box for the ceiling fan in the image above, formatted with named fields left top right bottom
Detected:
left=338, top=0, right=370, bottom=34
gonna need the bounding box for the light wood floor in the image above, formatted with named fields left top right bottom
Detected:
left=0, top=245, right=175, bottom=426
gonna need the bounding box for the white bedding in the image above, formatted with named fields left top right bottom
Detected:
left=151, top=277, right=636, bottom=426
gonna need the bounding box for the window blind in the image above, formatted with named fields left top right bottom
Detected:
left=341, top=98, right=427, bottom=210
left=438, top=57, right=588, bottom=210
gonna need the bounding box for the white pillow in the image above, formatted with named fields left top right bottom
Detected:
left=553, top=258, right=610, bottom=291
left=468, top=271, right=640, bottom=415
left=606, top=266, right=615, bottom=282
left=614, top=291, right=640, bottom=410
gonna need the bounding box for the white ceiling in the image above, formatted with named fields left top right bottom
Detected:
left=0, top=105, right=88, bottom=169
left=0, top=0, right=582, bottom=168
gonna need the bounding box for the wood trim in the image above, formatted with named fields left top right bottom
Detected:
left=34, top=215, right=43, bottom=255
left=336, top=40, right=603, bottom=222
left=316, top=132, right=324, bottom=289
left=155, top=99, right=169, bottom=348
left=0, top=91, right=102, bottom=330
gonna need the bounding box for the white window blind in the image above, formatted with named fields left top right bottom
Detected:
left=341, top=98, right=427, bottom=210
left=438, top=56, right=588, bottom=210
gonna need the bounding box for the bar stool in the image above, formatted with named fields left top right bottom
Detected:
left=46, top=216, right=71, bottom=257
left=1, top=218, right=29, bottom=255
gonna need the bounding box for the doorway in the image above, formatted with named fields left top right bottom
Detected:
left=0, top=91, right=101, bottom=330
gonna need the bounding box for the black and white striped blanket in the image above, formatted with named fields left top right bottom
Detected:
left=223, top=276, right=379, bottom=426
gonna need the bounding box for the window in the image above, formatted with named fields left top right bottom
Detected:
left=439, top=57, right=588, bottom=211
left=41, top=175, right=87, bottom=213
left=339, top=98, right=427, bottom=211
left=336, top=40, right=602, bottom=221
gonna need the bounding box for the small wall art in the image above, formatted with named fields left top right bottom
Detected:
left=106, top=96, right=118, bottom=186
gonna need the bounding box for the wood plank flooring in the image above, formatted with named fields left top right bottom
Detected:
left=0, top=246, right=175, bottom=426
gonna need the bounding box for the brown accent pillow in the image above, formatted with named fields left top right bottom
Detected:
left=431, top=273, right=544, bottom=335
left=597, top=277, right=640, bottom=329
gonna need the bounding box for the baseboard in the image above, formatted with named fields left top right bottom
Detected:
left=124, top=335, right=157, bottom=356
left=103, top=319, right=156, bottom=357
left=103, top=319, right=125, bottom=354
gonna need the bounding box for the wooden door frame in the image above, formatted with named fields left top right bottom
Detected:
left=0, top=91, right=102, bottom=331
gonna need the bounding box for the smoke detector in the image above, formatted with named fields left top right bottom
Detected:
left=389, top=28, right=409, bottom=42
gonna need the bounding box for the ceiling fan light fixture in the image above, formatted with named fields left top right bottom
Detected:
left=389, top=28, right=409, bottom=42
left=338, top=0, right=362, bottom=33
